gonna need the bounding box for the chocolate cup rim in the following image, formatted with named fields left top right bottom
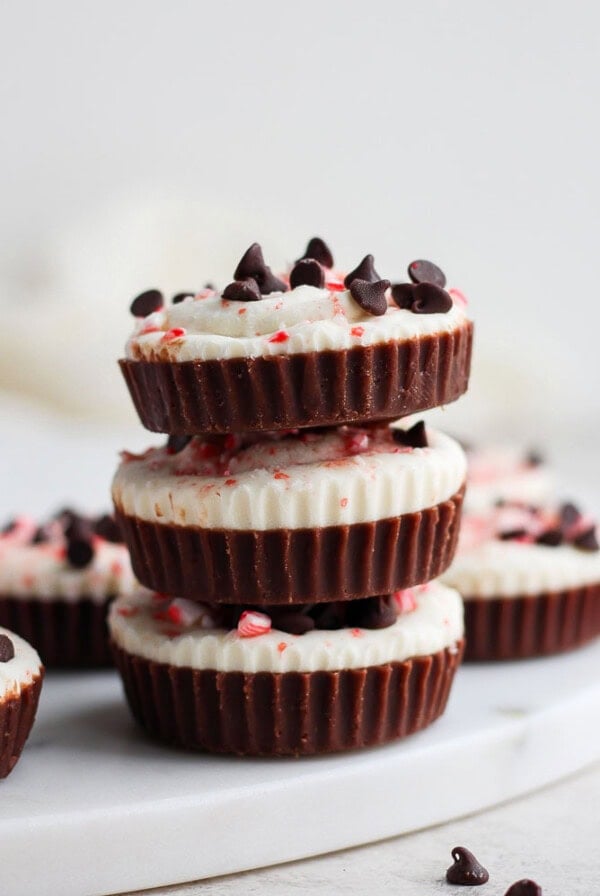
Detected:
left=112, top=640, right=464, bottom=756
left=119, top=321, right=473, bottom=434
left=462, top=583, right=600, bottom=662
left=114, top=485, right=465, bottom=604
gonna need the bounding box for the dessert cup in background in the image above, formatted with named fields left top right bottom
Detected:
left=109, top=582, right=464, bottom=756
left=462, top=442, right=554, bottom=513
left=112, top=423, right=467, bottom=604
left=0, top=510, right=139, bottom=667
left=0, top=627, right=43, bottom=778
left=442, top=501, right=600, bottom=660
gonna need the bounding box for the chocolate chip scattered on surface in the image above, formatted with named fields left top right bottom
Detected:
left=392, top=421, right=428, bottom=448
left=349, top=278, right=390, bottom=316
left=408, top=258, right=447, bottom=288
left=172, top=292, right=194, bottom=305
left=167, top=434, right=193, bottom=454
left=391, top=282, right=452, bottom=314
left=130, top=289, right=164, bottom=318
left=559, top=502, right=581, bottom=528
left=344, top=254, right=381, bottom=287
left=233, top=243, right=287, bottom=295
left=66, top=532, right=94, bottom=569
left=297, top=236, right=334, bottom=269
left=0, top=635, right=15, bottom=663
left=222, top=278, right=262, bottom=302
left=574, top=527, right=599, bottom=551
left=536, top=528, right=563, bottom=547
left=445, top=846, right=489, bottom=886
left=289, top=258, right=326, bottom=290
left=503, top=880, right=542, bottom=896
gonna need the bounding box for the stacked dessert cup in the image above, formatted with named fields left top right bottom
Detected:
left=109, top=239, right=474, bottom=756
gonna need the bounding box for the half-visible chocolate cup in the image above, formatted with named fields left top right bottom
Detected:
left=463, top=583, right=600, bottom=661
left=112, top=641, right=464, bottom=756
left=0, top=672, right=44, bottom=778
left=0, top=596, right=113, bottom=668
left=119, top=323, right=473, bottom=434
left=115, top=487, right=464, bottom=605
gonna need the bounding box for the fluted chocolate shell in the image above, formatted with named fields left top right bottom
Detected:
left=120, top=322, right=473, bottom=434
left=0, top=671, right=44, bottom=778
left=115, top=487, right=464, bottom=605
left=463, top=583, right=600, bottom=661
left=0, top=597, right=113, bottom=668
left=112, top=641, right=464, bottom=756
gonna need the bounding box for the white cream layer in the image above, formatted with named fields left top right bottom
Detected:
left=0, top=627, right=43, bottom=700
left=465, top=444, right=554, bottom=513
left=125, top=284, right=471, bottom=362
left=442, top=539, right=600, bottom=598
left=112, top=427, right=467, bottom=530
left=0, top=531, right=139, bottom=603
left=108, top=582, right=464, bottom=673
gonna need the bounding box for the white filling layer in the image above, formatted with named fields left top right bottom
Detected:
left=0, top=533, right=139, bottom=603
left=465, top=445, right=554, bottom=513
left=125, top=285, right=471, bottom=362
left=108, top=582, right=464, bottom=673
left=442, top=540, right=600, bottom=598
left=112, top=427, right=467, bottom=530
left=0, top=628, right=43, bottom=700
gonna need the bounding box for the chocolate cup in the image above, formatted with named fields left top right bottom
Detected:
left=120, top=322, right=473, bottom=434
left=463, top=583, right=600, bottom=661
left=115, top=486, right=464, bottom=605
left=112, top=641, right=464, bottom=756
left=0, top=596, right=114, bottom=668
left=0, top=672, right=44, bottom=778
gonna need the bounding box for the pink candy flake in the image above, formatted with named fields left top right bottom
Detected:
left=117, top=606, right=138, bottom=618
left=237, top=610, right=272, bottom=638
left=166, top=598, right=207, bottom=628
left=394, top=589, right=418, bottom=614
left=326, top=280, right=345, bottom=292
left=268, top=330, right=289, bottom=344
left=448, top=288, right=468, bottom=308
left=350, top=325, right=365, bottom=337
left=351, top=628, right=363, bottom=637
left=277, top=642, right=287, bottom=653
left=224, top=478, right=237, bottom=486
left=161, top=327, right=186, bottom=342
left=344, top=431, right=369, bottom=454
left=238, top=307, right=247, bottom=315
left=340, top=497, right=349, bottom=508
left=273, top=471, right=290, bottom=481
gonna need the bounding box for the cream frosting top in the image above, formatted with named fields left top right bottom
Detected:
left=0, top=628, right=43, bottom=700
left=465, top=444, right=553, bottom=513
left=108, top=581, right=464, bottom=673
left=112, top=425, right=467, bottom=530
left=125, top=283, right=471, bottom=362
left=0, top=518, right=139, bottom=602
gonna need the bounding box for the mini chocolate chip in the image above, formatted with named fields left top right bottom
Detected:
left=391, top=282, right=452, bottom=314
left=312, top=603, right=345, bottom=630
left=66, top=534, right=94, bottom=569
left=166, top=434, right=192, bottom=454
left=349, top=595, right=397, bottom=630
left=172, top=292, right=194, bottom=304
left=559, top=502, right=581, bottom=528
left=272, top=612, right=316, bottom=635
left=392, top=421, right=428, bottom=448
left=289, top=259, right=325, bottom=290
left=390, top=283, right=415, bottom=308
left=499, top=528, right=527, bottom=541
left=1, top=519, right=16, bottom=535
left=408, top=259, right=446, bottom=288
left=349, top=278, right=390, bottom=316
left=526, top=449, right=543, bottom=467
left=233, top=243, right=287, bottom=295
left=344, top=254, right=381, bottom=287
left=0, top=635, right=14, bottom=663
left=574, top=526, right=599, bottom=551
left=222, top=278, right=262, bottom=302
left=446, top=846, right=489, bottom=886
left=536, top=528, right=563, bottom=547
left=504, top=881, right=542, bottom=896
left=204, top=282, right=215, bottom=290
left=32, top=525, right=51, bottom=544
left=130, top=289, right=163, bottom=318
left=94, top=515, right=123, bottom=543
left=297, top=237, right=334, bottom=269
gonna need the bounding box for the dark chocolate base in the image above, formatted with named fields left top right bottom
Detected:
left=115, top=486, right=464, bottom=605
left=0, top=596, right=114, bottom=668
left=0, top=672, right=44, bottom=778
left=112, top=641, right=464, bottom=756
left=120, top=322, right=473, bottom=434
left=463, top=583, right=600, bottom=661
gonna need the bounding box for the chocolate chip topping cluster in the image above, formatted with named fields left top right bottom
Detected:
left=495, top=500, right=599, bottom=551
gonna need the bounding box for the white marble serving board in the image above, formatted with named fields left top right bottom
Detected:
left=2, top=641, right=599, bottom=896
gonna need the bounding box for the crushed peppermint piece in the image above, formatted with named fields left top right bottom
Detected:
left=350, top=325, right=365, bottom=337
left=237, top=610, right=272, bottom=637
left=166, top=598, right=209, bottom=628
left=161, top=327, right=186, bottom=341
left=394, top=589, right=418, bottom=613
left=268, top=330, right=289, bottom=343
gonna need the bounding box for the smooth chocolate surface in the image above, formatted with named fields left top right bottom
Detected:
left=115, top=487, right=464, bottom=605
left=112, top=641, right=464, bottom=756
left=120, top=322, right=473, bottom=434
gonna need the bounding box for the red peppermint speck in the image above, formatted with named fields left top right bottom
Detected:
left=110, top=561, right=123, bottom=576
left=117, top=606, right=138, bottom=617
left=238, top=610, right=272, bottom=638
left=273, top=471, right=290, bottom=480
left=268, top=330, right=289, bottom=344
left=277, top=642, right=287, bottom=653
left=326, top=281, right=345, bottom=291
left=166, top=604, right=184, bottom=625
left=351, top=628, right=362, bottom=638
left=350, top=325, right=364, bottom=337
left=340, top=497, right=348, bottom=508
left=238, top=307, right=247, bottom=315
left=224, top=478, right=237, bottom=486
left=161, top=327, right=186, bottom=342
left=394, top=589, right=417, bottom=614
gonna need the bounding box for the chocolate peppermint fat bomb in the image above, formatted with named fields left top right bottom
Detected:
left=112, top=422, right=467, bottom=604
left=0, top=628, right=43, bottom=777
left=120, top=240, right=473, bottom=433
